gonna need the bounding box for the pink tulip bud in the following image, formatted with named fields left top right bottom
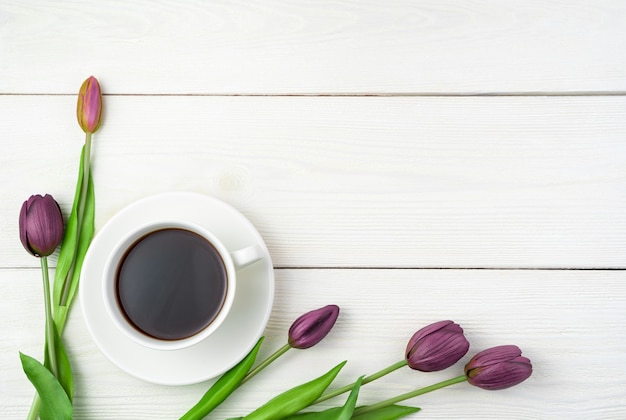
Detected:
left=19, top=194, right=64, bottom=257
left=464, top=345, right=532, bottom=390
left=405, top=320, right=470, bottom=372
left=288, top=304, right=340, bottom=349
left=77, top=76, right=102, bottom=133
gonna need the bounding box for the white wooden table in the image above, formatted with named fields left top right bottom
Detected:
left=2, top=1, right=625, bottom=418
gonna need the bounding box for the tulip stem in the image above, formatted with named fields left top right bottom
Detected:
left=353, top=375, right=468, bottom=416
left=41, top=256, right=57, bottom=376
left=77, top=132, right=91, bottom=243
left=25, top=257, right=55, bottom=420
left=315, top=359, right=408, bottom=404
left=26, top=395, right=41, bottom=420
left=241, top=343, right=292, bottom=385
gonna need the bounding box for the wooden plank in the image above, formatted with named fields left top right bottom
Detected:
left=0, top=93, right=626, bottom=268
left=3, top=95, right=625, bottom=268
left=2, top=268, right=624, bottom=419
left=1, top=0, right=625, bottom=94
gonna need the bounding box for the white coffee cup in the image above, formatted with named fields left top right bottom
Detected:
left=102, top=220, right=263, bottom=351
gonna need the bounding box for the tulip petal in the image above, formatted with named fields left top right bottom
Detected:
left=465, top=345, right=532, bottom=390
left=77, top=76, right=102, bottom=133
left=405, top=320, right=469, bottom=372
left=19, top=200, right=32, bottom=255
left=288, top=305, right=340, bottom=349
left=18, top=194, right=64, bottom=257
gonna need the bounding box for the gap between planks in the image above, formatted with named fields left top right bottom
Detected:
left=3, top=266, right=625, bottom=271
left=2, top=92, right=626, bottom=97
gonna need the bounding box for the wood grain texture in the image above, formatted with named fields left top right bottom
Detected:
left=1, top=0, right=625, bottom=94
left=2, top=95, right=625, bottom=268
left=2, top=1, right=625, bottom=418
left=2, top=268, right=624, bottom=419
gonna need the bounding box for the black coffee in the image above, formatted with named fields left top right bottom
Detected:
left=116, top=228, right=227, bottom=340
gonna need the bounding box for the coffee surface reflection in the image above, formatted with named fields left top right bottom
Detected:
left=115, top=228, right=227, bottom=340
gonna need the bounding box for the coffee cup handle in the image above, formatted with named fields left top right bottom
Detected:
left=230, top=245, right=264, bottom=269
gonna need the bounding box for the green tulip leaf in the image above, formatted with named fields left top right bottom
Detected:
left=20, top=352, right=72, bottom=420
left=285, top=403, right=419, bottom=420
left=243, top=361, right=347, bottom=420
left=287, top=408, right=343, bottom=419
left=53, top=144, right=95, bottom=329
left=352, top=404, right=420, bottom=420
left=282, top=376, right=362, bottom=419
left=336, top=376, right=363, bottom=419
left=180, top=337, right=265, bottom=420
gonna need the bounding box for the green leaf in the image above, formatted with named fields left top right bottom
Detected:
left=282, top=376, right=362, bottom=419
left=53, top=144, right=95, bottom=330
left=243, top=361, right=347, bottom=420
left=286, top=403, right=419, bottom=420
left=44, top=322, right=74, bottom=402
left=180, top=337, right=265, bottom=420
left=352, top=405, right=420, bottom=420
left=286, top=408, right=344, bottom=420
left=335, top=376, right=362, bottom=420
left=54, top=149, right=85, bottom=304
left=20, top=352, right=73, bottom=420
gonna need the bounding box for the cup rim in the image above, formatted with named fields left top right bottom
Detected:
left=102, top=220, right=237, bottom=351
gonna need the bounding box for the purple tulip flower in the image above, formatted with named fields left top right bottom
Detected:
left=19, top=194, right=64, bottom=257
left=464, top=345, right=532, bottom=390
left=77, top=76, right=103, bottom=134
left=288, top=304, right=340, bottom=349
left=405, top=320, right=470, bottom=372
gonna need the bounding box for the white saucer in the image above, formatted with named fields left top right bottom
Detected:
left=79, top=192, right=274, bottom=385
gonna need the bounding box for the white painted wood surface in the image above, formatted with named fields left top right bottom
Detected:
left=2, top=0, right=626, bottom=94
left=2, top=1, right=625, bottom=419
